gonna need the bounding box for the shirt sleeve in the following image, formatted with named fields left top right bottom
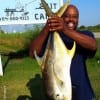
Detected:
left=78, top=30, right=97, bottom=58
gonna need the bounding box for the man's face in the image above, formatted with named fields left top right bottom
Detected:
left=62, top=6, right=79, bottom=30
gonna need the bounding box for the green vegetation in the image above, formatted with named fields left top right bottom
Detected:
left=78, top=24, right=100, bottom=32
left=0, top=27, right=100, bottom=100
left=86, top=38, right=100, bottom=100
left=0, top=26, right=41, bottom=54
left=0, top=57, right=46, bottom=100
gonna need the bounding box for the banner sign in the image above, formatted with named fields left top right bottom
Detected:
left=0, top=0, right=63, bottom=25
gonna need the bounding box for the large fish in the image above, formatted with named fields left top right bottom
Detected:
left=34, top=0, right=76, bottom=100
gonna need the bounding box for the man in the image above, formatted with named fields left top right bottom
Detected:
left=29, top=5, right=97, bottom=100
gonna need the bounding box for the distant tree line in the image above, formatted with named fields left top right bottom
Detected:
left=78, top=24, right=100, bottom=32
left=0, top=24, right=100, bottom=34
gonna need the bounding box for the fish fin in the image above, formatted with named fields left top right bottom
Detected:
left=34, top=48, right=49, bottom=71
left=41, top=0, right=52, bottom=16
left=67, top=41, right=76, bottom=59
left=41, top=0, right=70, bottom=17
left=56, top=0, right=70, bottom=17
left=34, top=50, right=43, bottom=66
left=34, top=34, right=51, bottom=70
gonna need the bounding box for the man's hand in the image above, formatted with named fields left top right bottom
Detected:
left=47, top=16, right=66, bottom=32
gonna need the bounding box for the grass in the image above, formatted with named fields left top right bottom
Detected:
left=86, top=38, right=100, bottom=100
left=0, top=28, right=41, bottom=53
left=0, top=32, right=100, bottom=100
left=0, top=57, right=46, bottom=100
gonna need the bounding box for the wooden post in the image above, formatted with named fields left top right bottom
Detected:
left=0, top=55, right=3, bottom=76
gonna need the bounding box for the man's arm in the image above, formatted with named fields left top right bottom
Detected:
left=47, top=16, right=97, bottom=51
left=63, top=29, right=97, bottom=51
left=29, top=23, right=49, bottom=57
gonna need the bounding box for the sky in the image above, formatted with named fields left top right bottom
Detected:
left=63, top=0, right=100, bottom=26
left=0, top=0, right=100, bottom=28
